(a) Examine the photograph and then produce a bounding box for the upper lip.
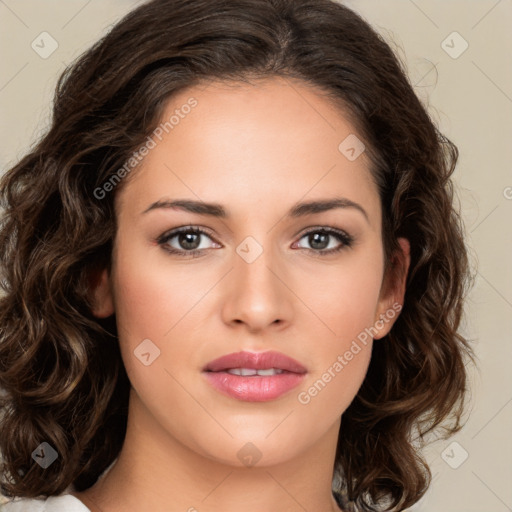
[203,350,307,374]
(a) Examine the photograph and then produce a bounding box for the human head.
[0,1,473,510]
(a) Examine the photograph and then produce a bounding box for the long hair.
[0,1,475,510]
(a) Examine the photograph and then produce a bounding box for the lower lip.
[203,371,306,402]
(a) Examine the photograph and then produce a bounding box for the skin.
[74,76,410,512]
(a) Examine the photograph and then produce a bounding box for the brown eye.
[157,226,221,257]
[294,228,353,255]
[176,232,202,250]
[307,232,330,250]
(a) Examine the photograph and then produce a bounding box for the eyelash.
[156,225,354,258]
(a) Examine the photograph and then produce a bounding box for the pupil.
[310,232,328,250]
[179,232,200,250]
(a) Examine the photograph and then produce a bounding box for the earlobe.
[89,268,115,318]
[373,237,411,339]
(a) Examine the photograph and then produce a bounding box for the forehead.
[116,76,380,226]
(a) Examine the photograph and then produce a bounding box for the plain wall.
[1,1,511,510]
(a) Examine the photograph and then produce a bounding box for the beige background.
[1,1,511,510]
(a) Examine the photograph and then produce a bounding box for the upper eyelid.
[295,225,351,238]
[157,225,218,242]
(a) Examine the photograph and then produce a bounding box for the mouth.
[202,350,307,402]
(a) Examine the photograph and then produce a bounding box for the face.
[93,76,409,468]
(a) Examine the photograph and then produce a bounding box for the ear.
[373,237,410,340]
[89,267,115,318]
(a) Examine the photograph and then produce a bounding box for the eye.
[293,227,353,255]
[157,225,353,258]
[157,226,221,257]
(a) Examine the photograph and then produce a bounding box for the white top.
[1,460,115,511]
[0,494,90,511]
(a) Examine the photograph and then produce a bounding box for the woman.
[0,0,474,510]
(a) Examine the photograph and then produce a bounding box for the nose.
[220,241,294,333]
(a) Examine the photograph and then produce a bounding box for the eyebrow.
[142,197,368,221]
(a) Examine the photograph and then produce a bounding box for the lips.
[202,350,307,402]
[203,350,307,374]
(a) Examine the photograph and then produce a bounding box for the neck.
[74,390,344,512]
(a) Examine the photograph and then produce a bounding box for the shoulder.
[1,494,90,512]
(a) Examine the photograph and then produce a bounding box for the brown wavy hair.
[0,0,475,510]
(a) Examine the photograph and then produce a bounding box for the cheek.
[293,276,377,428]
[109,238,188,379]
[290,248,383,414]
[110,245,218,449]
[111,237,215,343]
[294,246,384,344]
[297,340,372,420]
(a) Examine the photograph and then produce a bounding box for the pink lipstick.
[203,350,307,402]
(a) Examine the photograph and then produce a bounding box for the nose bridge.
[221,234,292,331]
